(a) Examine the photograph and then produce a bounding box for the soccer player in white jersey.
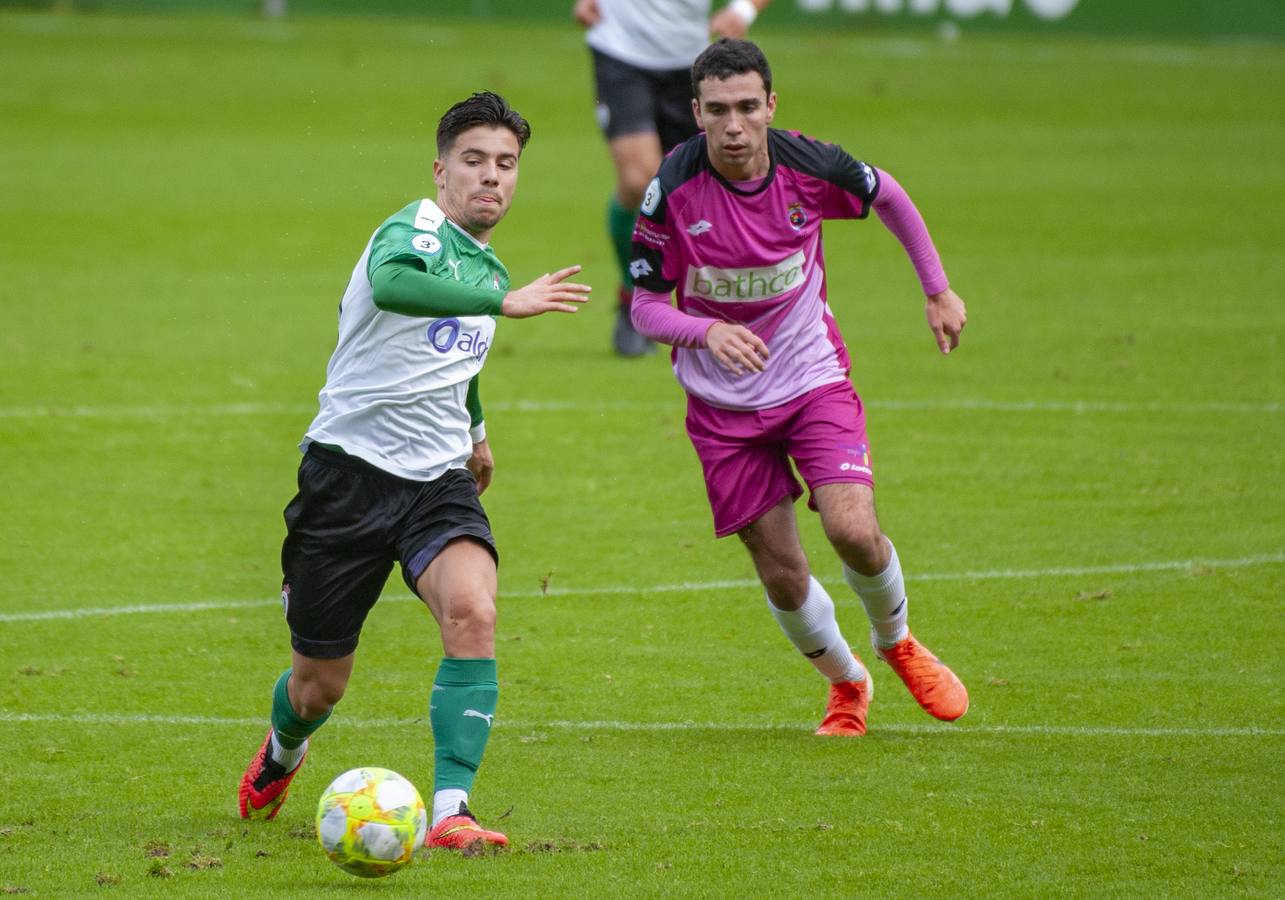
[573,0,771,356]
[237,92,591,850]
[630,40,970,735]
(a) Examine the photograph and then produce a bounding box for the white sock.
[767,577,866,684]
[432,789,468,827]
[268,731,307,772]
[843,538,910,649]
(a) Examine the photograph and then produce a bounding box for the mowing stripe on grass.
[1,553,1281,624]
[0,711,1279,738]
[0,398,1279,419]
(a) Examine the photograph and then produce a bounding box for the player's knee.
[294,676,346,718]
[444,589,497,638]
[828,523,886,572]
[758,560,811,609]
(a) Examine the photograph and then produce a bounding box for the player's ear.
[432,158,446,190]
[765,91,776,124]
[691,97,703,129]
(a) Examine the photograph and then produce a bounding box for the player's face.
[433,125,521,241]
[693,71,776,180]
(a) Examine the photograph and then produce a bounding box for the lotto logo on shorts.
[840,443,871,475]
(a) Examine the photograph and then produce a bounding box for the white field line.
[1,554,1281,625]
[0,711,1278,739]
[0,398,1280,420]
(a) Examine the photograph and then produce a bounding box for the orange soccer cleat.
[876,631,969,721]
[815,663,873,736]
[426,803,509,852]
[238,729,306,820]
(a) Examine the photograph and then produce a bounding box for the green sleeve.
[371,258,506,318]
[466,374,483,428]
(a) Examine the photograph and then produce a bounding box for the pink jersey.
[630,129,946,410]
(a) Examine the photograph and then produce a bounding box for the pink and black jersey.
[631,128,882,411]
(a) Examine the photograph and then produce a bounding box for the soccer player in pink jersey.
[630,39,969,735]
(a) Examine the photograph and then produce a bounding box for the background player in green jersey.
[237,92,590,851]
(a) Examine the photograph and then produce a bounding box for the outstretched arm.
[872,169,967,354]
[372,260,589,320]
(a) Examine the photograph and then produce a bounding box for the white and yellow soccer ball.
[315,767,428,878]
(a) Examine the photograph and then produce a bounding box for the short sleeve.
[629,176,679,293]
[817,144,881,220]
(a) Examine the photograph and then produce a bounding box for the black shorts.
[279,445,498,659]
[590,48,699,151]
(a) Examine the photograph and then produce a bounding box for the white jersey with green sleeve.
[302,198,510,482]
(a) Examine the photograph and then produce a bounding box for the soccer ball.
[315,767,428,878]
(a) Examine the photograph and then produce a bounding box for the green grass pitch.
[1,11,1282,896]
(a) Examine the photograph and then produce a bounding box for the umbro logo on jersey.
[629,258,653,279]
[687,220,713,236]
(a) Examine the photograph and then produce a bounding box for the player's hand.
[572,0,601,27]
[706,321,769,376]
[710,5,752,38]
[501,266,591,318]
[468,438,494,495]
[925,287,966,354]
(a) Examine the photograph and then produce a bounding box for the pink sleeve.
[630,287,716,348]
[873,169,950,297]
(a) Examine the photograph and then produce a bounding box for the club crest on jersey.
[411,233,442,255]
[787,202,807,231]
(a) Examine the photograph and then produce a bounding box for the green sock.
[430,657,498,793]
[607,195,639,289]
[270,669,330,750]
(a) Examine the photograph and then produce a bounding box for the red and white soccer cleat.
[238,729,305,820]
[876,631,969,721]
[426,803,509,852]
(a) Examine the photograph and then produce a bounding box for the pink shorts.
[685,380,875,538]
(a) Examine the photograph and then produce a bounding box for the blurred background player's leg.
[606,132,663,356]
[591,49,678,357]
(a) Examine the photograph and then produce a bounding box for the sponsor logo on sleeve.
[635,220,670,247]
[629,258,654,280]
[640,177,662,216]
[411,233,442,255]
[683,251,806,303]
